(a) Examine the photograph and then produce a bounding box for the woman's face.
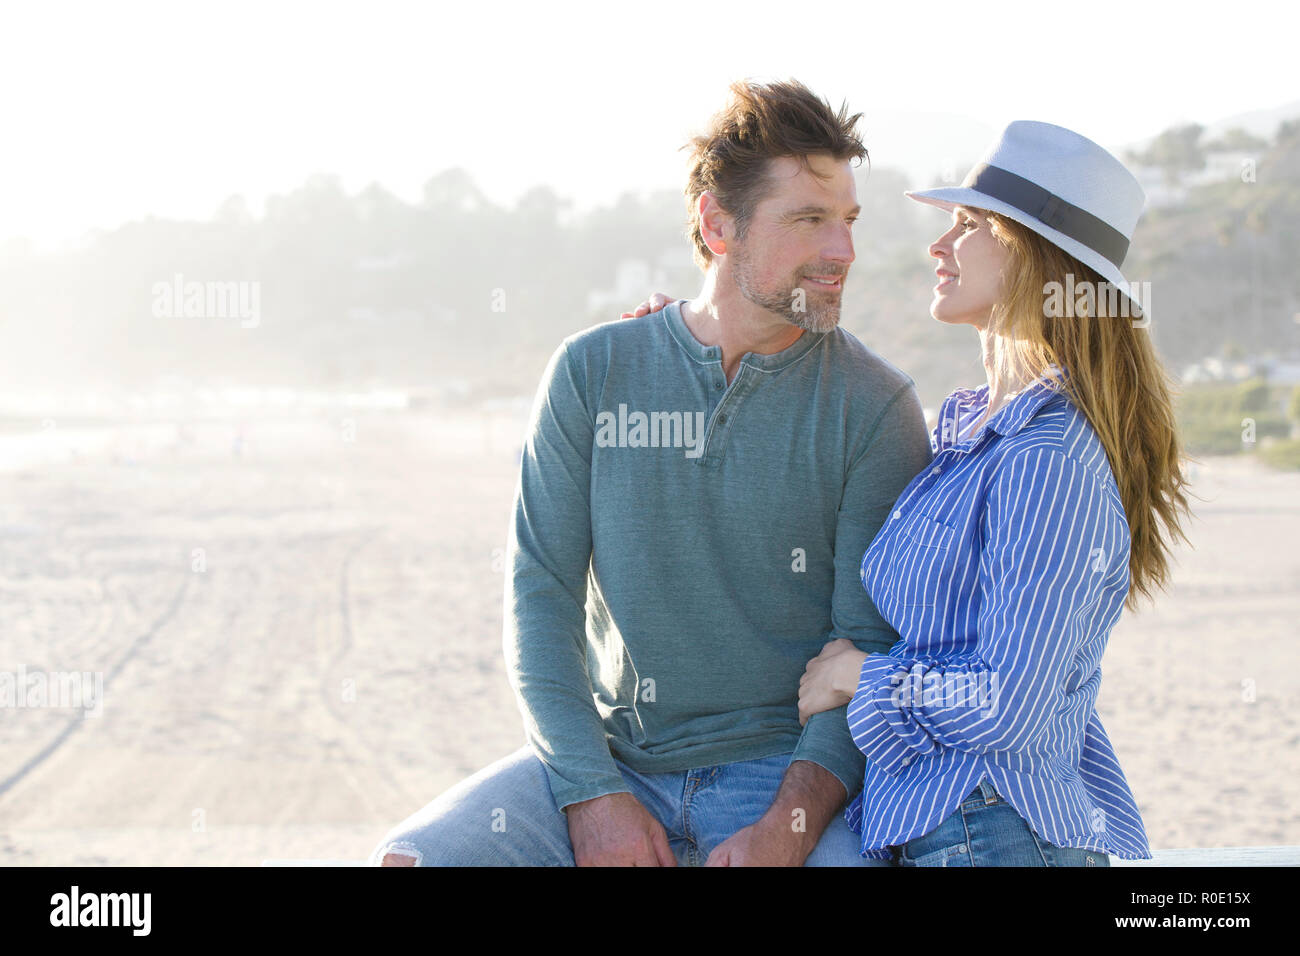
[927,206,1008,331]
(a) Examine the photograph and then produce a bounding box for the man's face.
[726,153,859,333]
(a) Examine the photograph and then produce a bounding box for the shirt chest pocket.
[893,514,957,608]
[901,514,956,550]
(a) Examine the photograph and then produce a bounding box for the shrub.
[1259,439,1300,471]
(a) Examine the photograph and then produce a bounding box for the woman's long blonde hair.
[982,210,1193,611]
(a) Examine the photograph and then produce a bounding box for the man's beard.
[731,240,844,334]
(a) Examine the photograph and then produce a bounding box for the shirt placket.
[872,446,958,613]
[695,362,754,468]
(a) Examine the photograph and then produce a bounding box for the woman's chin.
[930,291,994,328]
[930,302,967,326]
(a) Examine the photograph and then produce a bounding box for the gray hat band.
[961,162,1131,269]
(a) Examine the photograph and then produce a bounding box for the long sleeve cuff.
[544,765,633,813]
[845,655,939,775]
[791,707,868,800]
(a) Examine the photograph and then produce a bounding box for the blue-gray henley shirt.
[504,299,933,811]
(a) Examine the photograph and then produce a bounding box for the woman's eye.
[958,219,975,232]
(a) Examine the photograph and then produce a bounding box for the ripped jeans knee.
[370,840,422,867]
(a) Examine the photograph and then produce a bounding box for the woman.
[626,120,1192,865]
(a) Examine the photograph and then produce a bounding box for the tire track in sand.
[0,573,192,800]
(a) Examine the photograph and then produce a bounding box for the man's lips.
[803,274,843,289]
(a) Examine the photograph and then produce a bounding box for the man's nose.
[824,224,855,266]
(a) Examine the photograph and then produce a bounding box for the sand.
[0,413,1295,864]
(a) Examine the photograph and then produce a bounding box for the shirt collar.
[662,299,826,371]
[936,365,1069,451]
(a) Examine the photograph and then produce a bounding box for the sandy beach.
[0,412,1296,864]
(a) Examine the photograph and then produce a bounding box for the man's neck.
[682,268,804,383]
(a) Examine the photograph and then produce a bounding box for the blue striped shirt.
[843,368,1153,860]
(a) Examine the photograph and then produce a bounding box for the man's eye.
[846,217,859,225]
[801,216,822,223]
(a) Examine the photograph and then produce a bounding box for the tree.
[214,194,254,225]
[1204,127,1267,153]
[1130,123,1206,185]
[422,168,488,212]
[1276,119,1300,145]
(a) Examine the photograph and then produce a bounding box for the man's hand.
[705,760,847,867]
[566,791,677,866]
[798,638,869,727]
[620,292,675,319]
[704,816,808,867]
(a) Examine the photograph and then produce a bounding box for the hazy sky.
[3,0,1297,246]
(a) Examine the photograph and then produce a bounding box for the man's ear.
[697,191,730,257]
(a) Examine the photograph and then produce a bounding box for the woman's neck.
[971,326,1032,433]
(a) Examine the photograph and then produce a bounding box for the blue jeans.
[892,779,1111,867]
[368,746,890,866]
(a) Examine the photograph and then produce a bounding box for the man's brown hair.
[682,78,868,271]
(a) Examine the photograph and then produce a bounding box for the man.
[370,78,932,866]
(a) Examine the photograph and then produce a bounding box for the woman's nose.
[929,225,957,258]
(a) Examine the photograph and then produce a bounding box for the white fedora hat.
[905,120,1147,313]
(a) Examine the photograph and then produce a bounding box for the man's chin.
[789,309,841,333]
[738,282,840,332]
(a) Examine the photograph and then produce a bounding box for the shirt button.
[930,466,941,475]
[901,756,913,766]
[717,414,727,424]
[714,380,724,389]
[891,510,901,521]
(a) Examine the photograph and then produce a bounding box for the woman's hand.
[619,292,675,319]
[798,638,869,726]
